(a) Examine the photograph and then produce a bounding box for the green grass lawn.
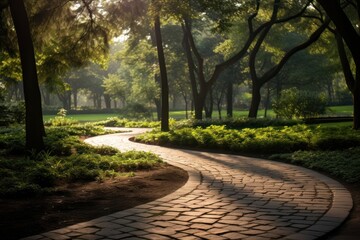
[168,109,276,119]
[327,105,353,115]
[43,105,353,122]
[43,113,120,122]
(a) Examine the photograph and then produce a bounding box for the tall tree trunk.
[335,29,360,129]
[41,88,51,106]
[154,14,169,131]
[97,95,102,109]
[93,94,97,109]
[205,89,213,119]
[58,93,68,110]
[73,89,78,109]
[249,82,262,118]
[150,27,161,121]
[104,94,111,109]
[217,98,222,120]
[193,91,206,120]
[318,0,360,129]
[226,81,233,118]
[354,80,360,129]
[9,0,45,152]
[264,83,271,118]
[182,23,202,120]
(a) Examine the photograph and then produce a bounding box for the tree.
[272,88,327,119]
[317,0,360,129]
[153,1,169,131]
[246,0,330,118]
[9,0,45,152]
[102,74,128,107]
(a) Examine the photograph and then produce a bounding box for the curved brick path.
[23,128,353,240]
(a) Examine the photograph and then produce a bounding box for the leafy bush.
[0,101,25,126]
[45,116,78,126]
[44,108,79,126]
[95,117,160,128]
[0,128,26,155]
[136,124,312,154]
[0,149,163,197]
[311,126,360,150]
[272,88,327,119]
[188,118,301,130]
[119,103,153,120]
[26,164,57,187]
[0,124,163,197]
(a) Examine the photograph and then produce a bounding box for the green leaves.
[0,124,163,197]
[272,88,328,119]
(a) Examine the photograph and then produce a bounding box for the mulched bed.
[0,164,188,240]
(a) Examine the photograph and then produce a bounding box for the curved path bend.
[23,128,352,240]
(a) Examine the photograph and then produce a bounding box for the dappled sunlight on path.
[23,128,352,240]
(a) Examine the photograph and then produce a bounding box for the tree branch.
[208,0,312,86]
[260,18,331,85]
[335,29,356,93]
[249,0,280,83]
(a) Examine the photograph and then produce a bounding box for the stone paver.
[22,128,353,240]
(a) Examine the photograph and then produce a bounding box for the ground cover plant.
[270,148,360,183]
[0,121,163,197]
[135,119,360,183]
[94,117,160,128]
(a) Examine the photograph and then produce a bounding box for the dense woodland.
[0,0,359,150]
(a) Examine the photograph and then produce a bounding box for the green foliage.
[183,118,301,130]
[95,117,160,128]
[0,124,163,197]
[44,108,79,126]
[119,103,154,120]
[137,122,360,183]
[272,88,328,119]
[311,126,360,150]
[270,147,360,183]
[136,124,311,154]
[0,127,26,155]
[44,116,79,126]
[0,101,25,126]
[138,122,360,155]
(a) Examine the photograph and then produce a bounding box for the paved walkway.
[23,128,353,240]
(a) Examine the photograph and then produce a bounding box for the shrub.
[311,126,360,150]
[314,136,360,150]
[92,146,120,155]
[95,117,160,128]
[272,88,327,119]
[26,165,57,187]
[0,128,26,155]
[0,123,164,197]
[119,103,153,120]
[170,118,300,130]
[45,116,78,126]
[0,101,25,126]
[136,124,312,154]
[44,108,79,126]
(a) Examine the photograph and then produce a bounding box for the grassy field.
[43,113,120,122]
[43,105,353,122]
[327,105,353,115]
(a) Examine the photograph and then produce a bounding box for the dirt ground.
[0,164,188,240]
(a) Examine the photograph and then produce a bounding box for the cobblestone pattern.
[22,128,352,240]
